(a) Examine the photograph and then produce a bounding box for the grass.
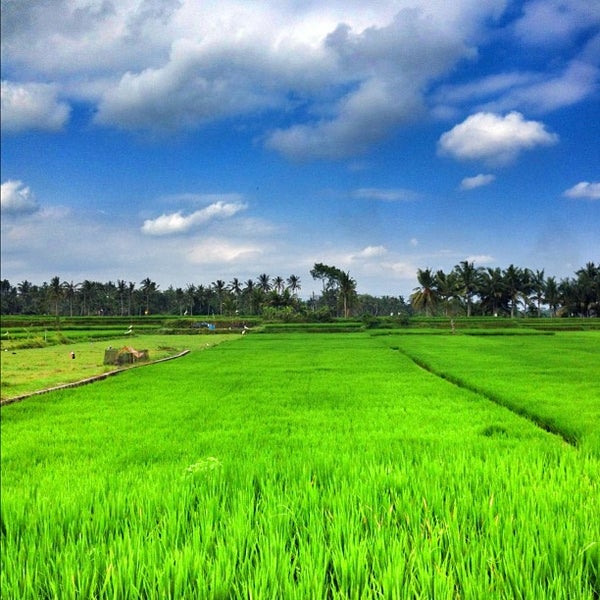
[388,331,600,454]
[1,332,599,598]
[0,333,238,401]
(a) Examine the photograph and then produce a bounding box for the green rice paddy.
[1,331,599,598]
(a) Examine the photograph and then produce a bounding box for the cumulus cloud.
[1,81,70,133]
[351,187,418,202]
[460,173,496,190]
[438,111,559,165]
[141,200,247,235]
[564,181,600,200]
[1,180,40,215]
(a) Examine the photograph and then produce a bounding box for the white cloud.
[1,81,70,133]
[352,245,388,259]
[460,173,496,190]
[141,200,247,235]
[438,111,559,165]
[187,238,264,264]
[464,254,494,264]
[352,187,418,202]
[1,180,40,215]
[564,181,600,200]
[512,0,600,48]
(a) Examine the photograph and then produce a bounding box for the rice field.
[1,332,599,598]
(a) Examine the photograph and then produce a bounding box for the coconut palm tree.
[211,280,227,315]
[435,269,458,316]
[140,277,158,315]
[338,271,357,318]
[410,268,439,316]
[286,274,301,296]
[453,260,483,317]
[63,280,80,317]
[273,276,285,294]
[48,276,63,316]
[502,265,524,318]
[479,267,506,316]
[257,273,271,293]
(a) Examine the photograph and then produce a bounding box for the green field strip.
[393,345,579,447]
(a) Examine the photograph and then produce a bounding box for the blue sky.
[1,0,599,299]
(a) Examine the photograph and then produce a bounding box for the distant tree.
[257,273,271,293]
[435,269,458,316]
[185,283,196,316]
[338,271,357,318]
[140,277,159,315]
[502,265,524,318]
[48,276,63,316]
[544,276,560,317]
[286,274,301,296]
[479,267,506,316]
[211,280,227,315]
[452,261,483,317]
[529,269,546,316]
[410,268,439,316]
[62,280,80,317]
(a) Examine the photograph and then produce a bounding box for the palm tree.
[113,280,125,316]
[272,276,285,294]
[211,280,227,315]
[257,273,271,293]
[185,283,196,316]
[502,265,524,318]
[338,271,357,318]
[48,276,63,316]
[62,280,80,317]
[127,281,136,316]
[453,261,483,317]
[544,276,560,317]
[286,274,301,296]
[529,269,546,316]
[410,268,439,316]
[435,269,457,316]
[479,267,506,316]
[140,277,158,315]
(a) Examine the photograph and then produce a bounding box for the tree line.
[1,261,597,319]
[410,261,599,318]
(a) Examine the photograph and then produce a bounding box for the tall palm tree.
[502,264,524,318]
[211,280,227,315]
[435,269,457,316]
[140,277,158,315]
[127,281,136,316]
[257,273,271,293]
[479,267,506,316]
[286,274,301,296]
[453,261,482,317]
[410,268,439,316]
[544,276,560,317]
[116,280,127,316]
[273,276,285,294]
[337,271,357,318]
[48,276,63,316]
[529,269,546,316]
[185,283,196,316]
[62,280,80,317]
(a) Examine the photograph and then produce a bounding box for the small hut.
[104,346,149,366]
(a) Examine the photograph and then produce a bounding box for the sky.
[1,0,599,299]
